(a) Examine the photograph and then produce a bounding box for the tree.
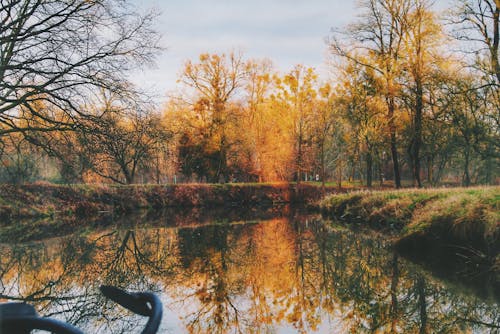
[442,75,496,186]
[0,133,41,184]
[273,65,318,184]
[244,59,274,182]
[80,109,169,184]
[337,61,385,188]
[453,0,500,85]
[312,83,338,189]
[329,0,412,188]
[178,52,248,183]
[34,127,90,184]
[401,0,446,187]
[0,0,160,137]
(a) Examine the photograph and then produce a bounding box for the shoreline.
[319,186,500,286]
[1,183,498,284]
[0,183,340,221]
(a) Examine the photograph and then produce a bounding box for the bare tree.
[452,0,500,84]
[80,105,170,184]
[0,0,161,136]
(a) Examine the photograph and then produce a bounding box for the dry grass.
[320,186,500,272]
[0,182,342,221]
[322,186,498,228]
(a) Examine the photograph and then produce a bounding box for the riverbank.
[320,186,500,282]
[0,182,341,221]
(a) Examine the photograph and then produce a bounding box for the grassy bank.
[0,182,341,221]
[320,186,500,279]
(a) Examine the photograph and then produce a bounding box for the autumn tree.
[244,59,274,182]
[311,83,338,188]
[273,65,318,184]
[401,0,447,187]
[178,52,248,183]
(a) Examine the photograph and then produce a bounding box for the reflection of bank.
[0,215,498,333]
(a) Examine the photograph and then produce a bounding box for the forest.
[0,0,499,188]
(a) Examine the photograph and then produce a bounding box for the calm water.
[0,209,498,333]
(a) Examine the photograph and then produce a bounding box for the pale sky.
[130,0,450,103]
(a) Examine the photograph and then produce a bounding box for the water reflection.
[0,214,498,333]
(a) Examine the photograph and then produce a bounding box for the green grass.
[321,186,498,227]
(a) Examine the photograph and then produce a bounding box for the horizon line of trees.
[0,0,498,187]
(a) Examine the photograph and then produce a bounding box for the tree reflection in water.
[0,214,498,333]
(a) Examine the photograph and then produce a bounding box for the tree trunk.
[350,162,356,183]
[296,131,303,187]
[426,156,433,185]
[217,135,228,183]
[463,147,471,187]
[321,141,326,190]
[492,4,500,84]
[412,81,423,187]
[434,153,448,185]
[366,150,373,188]
[337,158,342,189]
[388,97,401,188]
[483,142,494,184]
[156,153,161,184]
[378,159,384,186]
[123,169,133,184]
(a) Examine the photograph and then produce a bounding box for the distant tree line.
[0,0,498,187]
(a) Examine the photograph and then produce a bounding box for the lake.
[0,208,498,333]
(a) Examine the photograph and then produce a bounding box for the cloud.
[130,0,358,99]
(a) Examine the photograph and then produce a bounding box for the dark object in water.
[100,285,163,334]
[0,285,163,334]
